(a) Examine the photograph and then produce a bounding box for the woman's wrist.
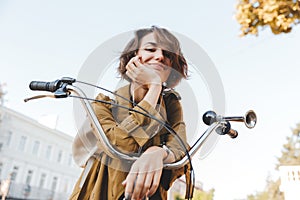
[143,84,161,106]
[162,145,176,163]
[162,145,171,162]
[145,145,175,164]
[145,146,167,160]
[147,83,162,91]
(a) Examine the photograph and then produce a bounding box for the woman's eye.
[163,51,173,59]
[144,48,156,52]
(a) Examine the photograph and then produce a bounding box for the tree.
[235,0,300,36]
[277,123,300,167]
[247,178,284,200]
[173,189,214,200]
[193,189,214,200]
[247,123,300,199]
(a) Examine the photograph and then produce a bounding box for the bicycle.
[24,77,257,199]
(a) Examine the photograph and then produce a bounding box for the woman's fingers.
[147,169,162,197]
[124,171,148,200]
[132,56,143,68]
[125,56,161,86]
[123,170,137,199]
[132,172,147,199]
[128,169,162,199]
[126,56,141,71]
[140,170,154,199]
[124,148,165,199]
[125,57,140,82]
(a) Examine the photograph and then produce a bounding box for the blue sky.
[1,1,300,199]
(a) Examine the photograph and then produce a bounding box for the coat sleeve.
[164,95,189,161]
[160,95,193,199]
[92,93,165,153]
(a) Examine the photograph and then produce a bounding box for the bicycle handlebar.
[25,77,256,200]
[25,77,257,166]
[28,77,76,99]
[29,80,63,92]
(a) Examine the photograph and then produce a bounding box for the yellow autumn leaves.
[235,0,300,36]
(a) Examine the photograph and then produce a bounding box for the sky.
[1,1,300,200]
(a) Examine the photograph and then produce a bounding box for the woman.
[70,26,191,200]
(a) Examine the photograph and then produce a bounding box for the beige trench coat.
[70,84,191,200]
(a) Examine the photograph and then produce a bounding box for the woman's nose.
[154,49,164,61]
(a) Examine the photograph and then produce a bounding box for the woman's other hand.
[122,146,168,200]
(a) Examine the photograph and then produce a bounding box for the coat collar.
[112,84,178,123]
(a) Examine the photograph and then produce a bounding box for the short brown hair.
[118,26,188,88]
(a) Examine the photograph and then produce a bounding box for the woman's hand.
[125,56,162,89]
[122,146,167,200]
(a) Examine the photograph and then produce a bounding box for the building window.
[11,166,19,181]
[0,162,3,178]
[32,141,40,156]
[46,145,52,160]
[39,173,46,188]
[18,136,27,151]
[68,154,72,166]
[6,131,12,146]
[25,170,33,185]
[51,176,58,191]
[57,150,62,163]
[63,180,68,193]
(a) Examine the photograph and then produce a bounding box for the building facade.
[0,106,81,199]
[279,165,300,200]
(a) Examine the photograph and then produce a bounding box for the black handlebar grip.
[29,80,62,92]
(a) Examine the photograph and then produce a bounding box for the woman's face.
[136,33,172,83]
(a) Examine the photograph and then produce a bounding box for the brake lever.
[24,82,71,102]
[24,94,56,102]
